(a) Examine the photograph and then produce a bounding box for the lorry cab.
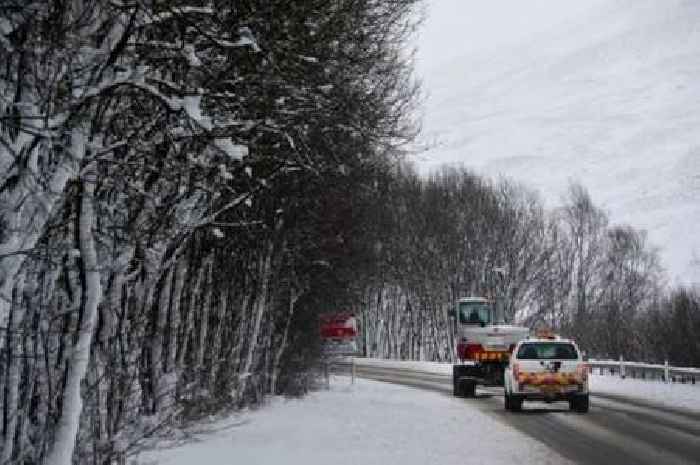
[453,297,529,362]
[451,297,530,396]
[457,297,493,327]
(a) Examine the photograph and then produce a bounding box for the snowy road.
[354,363,700,465]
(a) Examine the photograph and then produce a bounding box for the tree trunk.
[166,258,187,374]
[45,164,102,465]
[271,285,298,395]
[1,270,25,464]
[238,242,273,403]
[209,286,228,394]
[151,265,173,412]
[197,258,213,387]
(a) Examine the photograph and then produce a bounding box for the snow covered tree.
[1,0,424,463]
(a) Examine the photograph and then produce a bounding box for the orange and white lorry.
[451,297,530,397]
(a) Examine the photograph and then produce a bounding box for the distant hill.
[416,0,700,285]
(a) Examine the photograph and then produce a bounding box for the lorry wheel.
[573,395,589,413]
[463,380,476,398]
[453,366,466,397]
[453,378,464,397]
[510,396,523,412]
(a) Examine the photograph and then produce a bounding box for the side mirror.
[581,351,589,362]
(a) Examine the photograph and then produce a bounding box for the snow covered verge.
[135,378,569,465]
[352,356,454,375]
[590,374,700,414]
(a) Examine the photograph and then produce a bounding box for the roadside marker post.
[619,355,626,379]
[351,358,356,385]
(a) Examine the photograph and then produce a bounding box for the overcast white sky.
[414,0,609,79]
[408,0,700,283]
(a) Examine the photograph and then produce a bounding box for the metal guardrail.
[588,358,699,384]
[321,357,357,388]
[327,357,699,386]
[326,358,454,393]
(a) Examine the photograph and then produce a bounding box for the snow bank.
[351,357,456,375]
[591,374,700,414]
[137,378,569,465]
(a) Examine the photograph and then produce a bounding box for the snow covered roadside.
[352,356,454,375]
[590,374,700,414]
[136,378,569,465]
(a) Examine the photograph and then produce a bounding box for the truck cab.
[452,297,529,397]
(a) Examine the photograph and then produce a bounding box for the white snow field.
[414,0,700,285]
[137,378,569,465]
[590,373,700,414]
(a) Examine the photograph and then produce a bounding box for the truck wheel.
[453,377,464,397]
[510,395,523,412]
[453,366,464,397]
[463,380,476,398]
[572,395,589,413]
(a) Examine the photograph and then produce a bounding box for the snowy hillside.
[415,0,700,284]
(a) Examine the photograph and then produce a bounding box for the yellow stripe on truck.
[517,372,581,386]
[476,351,509,361]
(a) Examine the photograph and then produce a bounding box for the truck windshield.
[458,302,491,325]
[516,343,579,360]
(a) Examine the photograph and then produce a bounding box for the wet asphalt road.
[352,364,700,465]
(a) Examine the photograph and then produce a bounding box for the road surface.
[351,363,700,465]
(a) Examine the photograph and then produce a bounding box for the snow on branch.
[215,27,261,53]
[139,6,216,26]
[213,138,248,160]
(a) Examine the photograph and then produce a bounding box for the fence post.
[351,357,356,385]
[619,355,626,379]
[664,360,670,383]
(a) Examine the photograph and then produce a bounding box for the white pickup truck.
[504,334,589,413]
